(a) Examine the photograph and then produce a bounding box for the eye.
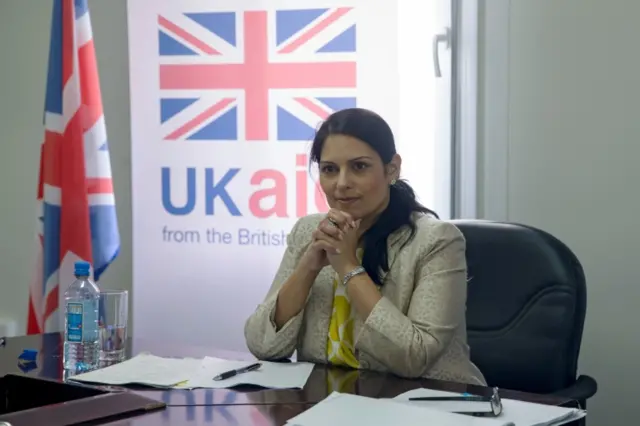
[320,165,337,174]
[353,161,369,170]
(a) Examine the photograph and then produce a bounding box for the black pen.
[409,395,490,402]
[213,362,262,381]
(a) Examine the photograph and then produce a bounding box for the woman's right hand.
[298,209,355,272]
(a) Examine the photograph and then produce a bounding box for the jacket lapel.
[353,225,411,362]
[378,225,411,284]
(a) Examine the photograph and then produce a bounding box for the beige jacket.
[244,213,486,385]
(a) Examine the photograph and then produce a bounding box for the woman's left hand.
[316,213,362,275]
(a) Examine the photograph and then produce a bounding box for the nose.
[336,169,351,189]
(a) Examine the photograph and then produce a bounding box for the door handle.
[433,27,451,77]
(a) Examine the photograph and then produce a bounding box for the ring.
[327,217,339,228]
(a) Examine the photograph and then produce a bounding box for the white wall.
[480,0,639,425]
[0,0,132,333]
[0,0,636,424]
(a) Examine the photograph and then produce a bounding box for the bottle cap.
[74,261,91,276]
[18,349,38,361]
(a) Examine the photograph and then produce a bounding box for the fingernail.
[336,248,341,254]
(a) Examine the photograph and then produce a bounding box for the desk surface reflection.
[0,333,573,425]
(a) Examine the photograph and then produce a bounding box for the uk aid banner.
[127,0,430,351]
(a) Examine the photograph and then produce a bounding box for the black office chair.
[450,220,597,409]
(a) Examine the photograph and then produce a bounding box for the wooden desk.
[0,333,574,425]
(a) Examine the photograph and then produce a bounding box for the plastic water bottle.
[63,260,100,373]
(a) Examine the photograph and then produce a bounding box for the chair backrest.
[450,220,587,394]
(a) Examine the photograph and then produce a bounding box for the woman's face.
[318,134,399,221]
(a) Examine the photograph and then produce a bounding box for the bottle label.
[66,301,98,342]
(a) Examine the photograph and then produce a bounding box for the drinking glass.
[98,289,128,361]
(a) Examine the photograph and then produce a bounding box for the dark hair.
[310,108,438,286]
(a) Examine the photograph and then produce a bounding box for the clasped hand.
[300,209,362,275]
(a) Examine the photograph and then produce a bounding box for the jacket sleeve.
[354,222,468,378]
[243,218,310,360]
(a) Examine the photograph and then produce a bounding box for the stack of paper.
[286,390,586,426]
[286,392,515,426]
[393,389,586,426]
[183,356,314,389]
[68,353,314,389]
[69,353,201,388]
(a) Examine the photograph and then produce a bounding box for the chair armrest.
[550,375,598,402]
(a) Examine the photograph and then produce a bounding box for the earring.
[390,179,397,186]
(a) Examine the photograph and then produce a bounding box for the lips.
[336,198,359,204]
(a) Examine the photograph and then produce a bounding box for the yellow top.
[326,249,363,369]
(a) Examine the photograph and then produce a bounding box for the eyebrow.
[320,156,373,164]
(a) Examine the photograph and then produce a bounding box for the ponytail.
[361,179,438,286]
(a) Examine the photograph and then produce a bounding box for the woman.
[244,108,486,385]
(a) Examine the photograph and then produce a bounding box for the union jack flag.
[27,0,120,334]
[158,7,357,142]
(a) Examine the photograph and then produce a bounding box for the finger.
[327,209,355,228]
[319,221,344,240]
[325,215,345,230]
[312,239,340,254]
[313,228,341,244]
[311,229,324,241]
[322,215,347,236]
[338,211,357,228]
[313,231,342,253]
[314,229,339,244]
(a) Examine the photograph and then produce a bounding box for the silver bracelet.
[342,266,366,286]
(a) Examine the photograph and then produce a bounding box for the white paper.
[179,357,315,389]
[393,389,586,426]
[68,353,315,390]
[69,353,201,388]
[286,392,512,426]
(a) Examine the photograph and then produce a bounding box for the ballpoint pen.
[408,388,503,417]
[213,362,262,381]
[408,395,490,402]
